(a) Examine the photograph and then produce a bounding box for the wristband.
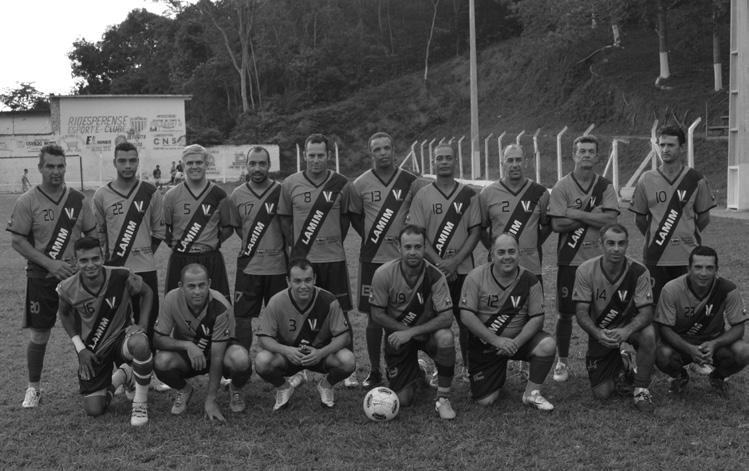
[72,335,86,354]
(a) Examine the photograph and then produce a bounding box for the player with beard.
[163,145,232,299]
[154,264,251,421]
[548,135,619,383]
[370,225,457,419]
[7,144,96,408]
[57,237,154,426]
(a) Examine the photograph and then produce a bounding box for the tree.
[711,0,729,91]
[424,0,441,82]
[0,83,49,111]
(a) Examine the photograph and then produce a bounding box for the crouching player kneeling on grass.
[655,246,749,397]
[573,223,656,411]
[370,225,457,420]
[153,264,251,422]
[57,237,154,426]
[459,233,556,410]
[254,258,355,411]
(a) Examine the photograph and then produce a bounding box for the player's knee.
[253,349,278,374]
[637,326,657,351]
[655,344,676,368]
[224,345,251,371]
[29,328,51,344]
[476,390,499,406]
[732,340,749,365]
[534,335,557,357]
[154,351,178,372]
[396,385,415,407]
[434,329,454,348]
[83,396,107,417]
[126,332,151,359]
[592,381,614,400]
[334,348,356,373]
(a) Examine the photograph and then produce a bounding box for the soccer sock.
[555,314,573,359]
[153,366,187,390]
[528,354,555,385]
[436,386,451,400]
[713,347,742,379]
[366,323,383,373]
[458,326,470,370]
[633,348,653,389]
[27,342,47,385]
[132,355,153,403]
[257,370,286,388]
[231,366,252,389]
[112,367,127,389]
[327,365,349,386]
[435,346,456,389]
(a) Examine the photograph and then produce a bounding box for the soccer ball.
[363,387,400,422]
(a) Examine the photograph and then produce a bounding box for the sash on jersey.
[593,264,643,329]
[44,189,85,261]
[84,269,130,352]
[107,182,156,266]
[645,168,702,264]
[433,185,475,258]
[192,298,227,355]
[292,290,332,348]
[557,177,608,265]
[482,271,532,338]
[502,183,547,240]
[291,173,347,259]
[174,185,225,254]
[360,171,416,262]
[238,184,281,269]
[683,280,730,339]
[395,270,434,328]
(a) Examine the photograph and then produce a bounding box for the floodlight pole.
[457,135,466,179]
[515,130,525,145]
[334,142,340,173]
[420,140,428,175]
[583,123,595,135]
[484,133,494,179]
[687,117,702,169]
[650,120,660,170]
[556,126,568,181]
[533,128,541,183]
[428,138,437,175]
[296,144,301,172]
[497,131,506,179]
[469,0,481,179]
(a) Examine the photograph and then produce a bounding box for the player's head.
[304,134,330,177]
[368,132,394,171]
[502,144,525,182]
[433,143,456,177]
[74,236,104,281]
[287,258,316,302]
[657,125,685,164]
[113,141,139,181]
[572,135,599,170]
[179,263,211,310]
[397,224,426,269]
[600,223,629,264]
[181,144,208,183]
[23,168,28,174]
[688,246,719,289]
[246,146,270,184]
[491,233,519,275]
[38,144,66,186]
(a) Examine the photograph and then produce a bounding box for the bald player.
[460,233,556,410]
[6,144,96,408]
[573,223,656,411]
[154,264,251,422]
[163,144,232,299]
[254,258,355,410]
[408,142,481,378]
[548,135,619,382]
[630,125,716,303]
[350,131,419,388]
[228,146,287,350]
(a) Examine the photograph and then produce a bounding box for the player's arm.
[130,276,153,333]
[340,212,350,243]
[448,225,481,268]
[256,335,305,366]
[460,309,505,350]
[349,211,364,238]
[480,225,493,251]
[655,323,707,364]
[575,301,618,348]
[607,305,653,343]
[371,305,409,332]
[698,323,745,358]
[695,211,710,232]
[302,331,351,367]
[511,314,544,348]
[279,215,293,253]
[565,207,617,229]
[204,340,228,422]
[58,296,98,380]
[634,213,650,236]
[10,233,76,280]
[404,309,453,338]
[550,216,582,233]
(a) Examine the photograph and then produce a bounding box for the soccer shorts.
[133,270,159,337]
[79,331,128,395]
[165,250,230,299]
[467,331,549,400]
[24,277,60,329]
[585,335,643,388]
[312,261,352,311]
[234,272,287,319]
[556,265,579,315]
[646,264,687,304]
[384,333,437,393]
[357,261,383,313]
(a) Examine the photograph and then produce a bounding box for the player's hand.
[595,329,619,349]
[437,258,459,281]
[125,325,145,337]
[300,347,325,366]
[47,259,77,280]
[492,337,518,357]
[698,341,715,360]
[77,349,99,381]
[204,398,226,423]
[284,346,305,366]
[388,330,412,349]
[606,327,630,344]
[186,343,207,371]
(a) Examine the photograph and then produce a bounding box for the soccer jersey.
[369,259,453,323]
[155,288,234,346]
[6,185,96,278]
[572,256,653,332]
[163,182,230,252]
[255,287,349,347]
[350,168,418,263]
[548,173,619,266]
[229,181,285,275]
[56,267,139,355]
[93,181,165,273]
[479,179,550,275]
[460,264,544,339]
[407,181,481,275]
[655,274,747,343]
[278,171,349,263]
[630,167,716,267]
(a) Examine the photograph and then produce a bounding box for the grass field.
[1,187,747,470]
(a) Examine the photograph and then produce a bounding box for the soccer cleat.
[708,373,729,398]
[552,361,569,382]
[130,401,149,426]
[522,390,555,411]
[119,364,136,400]
[633,388,655,412]
[456,365,471,384]
[150,375,171,392]
[343,372,360,388]
[690,363,715,375]
[22,386,41,408]
[316,379,335,408]
[435,397,456,420]
[668,370,690,394]
[229,384,246,413]
[418,359,438,388]
[220,376,232,390]
[361,370,382,388]
[518,362,530,382]
[170,385,193,415]
[288,370,308,388]
[273,384,295,411]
